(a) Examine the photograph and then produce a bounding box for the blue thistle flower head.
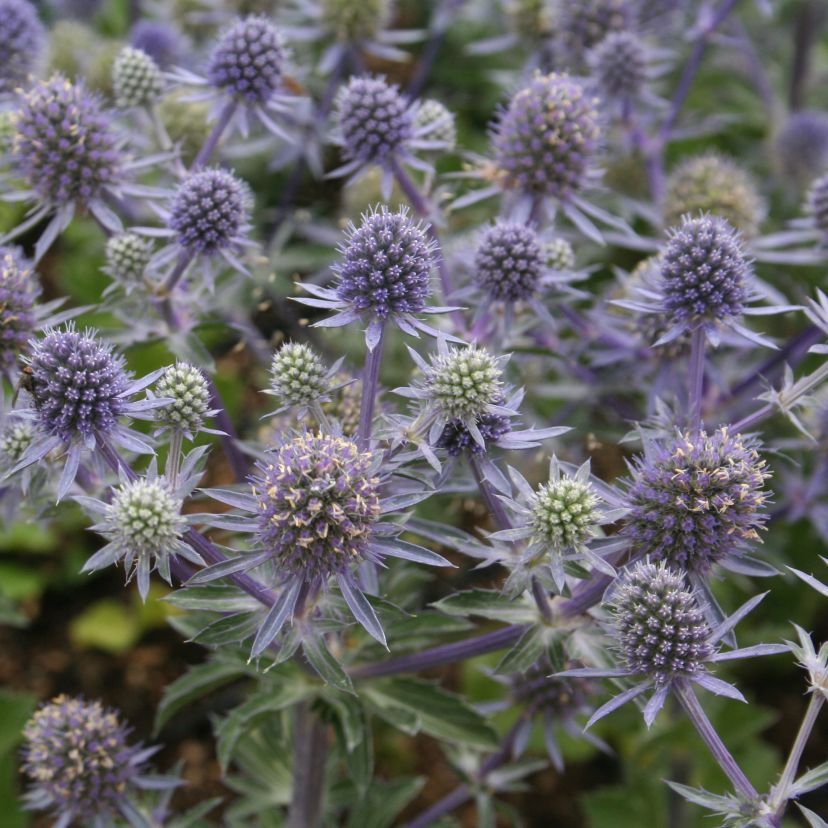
[0,0,45,93]
[611,560,713,686]
[333,206,434,320]
[252,433,381,581]
[20,695,155,824]
[336,76,414,166]
[491,72,600,201]
[26,324,130,443]
[269,342,331,408]
[0,247,41,370]
[128,19,181,67]
[14,75,121,208]
[588,30,648,102]
[112,46,164,109]
[207,16,286,104]
[154,362,211,435]
[424,345,505,423]
[660,214,750,331]
[168,168,248,255]
[474,221,544,302]
[435,411,512,456]
[559,0,634,65]
[776,110,828,182]
[622,428,770,575]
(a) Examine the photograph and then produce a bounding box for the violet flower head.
[436,411,512,457]
[559,0,635,66]
[491,72,600,203]
[129,19,181,67]
[775,110,828,183]
[0,0,45,94]
[169,168,248,256]
[622,428,771,577]
[0,247,41,370]
[207,16,286,105]
[20,695,168,825]
[587,30,648,103]
[474,221,544,302]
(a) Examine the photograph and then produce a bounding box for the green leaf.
[326,694,373,794]
[364,677,498,750]
[432,590,534,623]
[165,584,261,613]
[302,635,355,695]
[69,599,143,654]
[0,690,37,756]
[166,798,223,828]
[345,777,425,828]
[494,626,545,675]
[155,657,253,733]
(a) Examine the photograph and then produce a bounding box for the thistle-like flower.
[104,232,154,287]
[0,247,41,372]
[129,19,181,67]
[296,206,451,349]
[21,695,176,826]
[559,0,634,66]
[153,362,216,437]
[663,154,765,238]
[197,432,451,656]
[775,110,828,183]
[0,416,34,465]
[265,342,342,419]
[0,0,45,94]
[621,428,771,578]
[474,222,544,302]
[545,238,576,272]
[414,99,457,154]
[559,560,788,726]
[587,30,649,105]
[112,46,164,109]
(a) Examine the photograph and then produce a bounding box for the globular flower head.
[112,46,163,108]
[611,560,713,686]
[559,0,634,65]
[336,76,413,165]
[474,221,544,302]
[252,433,380,580]
[270,342,329,408]
[491,72,600,201]
[660,214,750,330]
[414,99,457,152]
[207,16,286,104]
[0,418,34,464]
[158,90,212,165]
[104,232,153,284]
[321,0,391,42]
[435,411,512,456]
[129,19,181,67]
[0,247,41,369]
[14,75,121,207]
[168,168,248,255]
[529,474,599,553]
[588,30,647,102]
[512,662,595,719]
[664,154,765,238]
[333,206,434,319]
[622,428,770,574]
[155,362,211,434]
[20,695,149,823]
[775,110,828,182]
[545,237,576,271]
[0,0,45,93]
[27,325,130,443]
[806,173,828,239]
[424,345,504,421]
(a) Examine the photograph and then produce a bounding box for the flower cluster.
[0,247,40,369]
[474,222,544,302]
[0,0,45,93]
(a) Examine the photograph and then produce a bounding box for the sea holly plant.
[1,2,828,828]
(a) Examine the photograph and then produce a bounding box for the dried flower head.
[474,221,544,302]
[207,15,286,104]
[559,0,634,65]
[622,428,770,575]
[104,232,153,284]
[0,247,41,369]
[155,362,211,434]
[0,0,45,94]
[491,72,600,201]
[112,46,163,108]
[664,154,765,238]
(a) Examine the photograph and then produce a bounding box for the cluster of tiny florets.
[806,173,828,239]
[474,222,544,302]
[336,76,413,165]
[559,0,634,64]
[27,326,129,442]
[545,238,576,271]
[105,232,153,283]
[112,46,163,108]
[530,477,599,551]
[252,433,380,580]
[334,207,434,319]
[588,30,647,101]
[321,0,390,41]
[424,346,504,421]
[155,362,211,433]
[435,412,512,456]
[512,662,594,716]
[775,110,828,181]
[129,19,180,67]
[491,72,600,200]
[14,75,121,206]
[21,695,146,823]
[0,419,35,464]
[612,561,713,686]
[660,214,750,328]
[169,168,247,255]
[414,99,457,152]
[207,16,285,103]
[270,342,329,406]
[109,478,185,554]
[664,154,765,238]
[0,247,40,368]
[622,428,770,573]
[0,0,45,93]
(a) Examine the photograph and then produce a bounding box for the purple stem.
[191,100,237,170]
[204,375,251,482]
[688,327,706,431]
[731,402,774,434]
[162,249,195,293]
[357,323,386,450]
[467,454,512,532]
[673,677,758,801]
[286,701,329,828]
